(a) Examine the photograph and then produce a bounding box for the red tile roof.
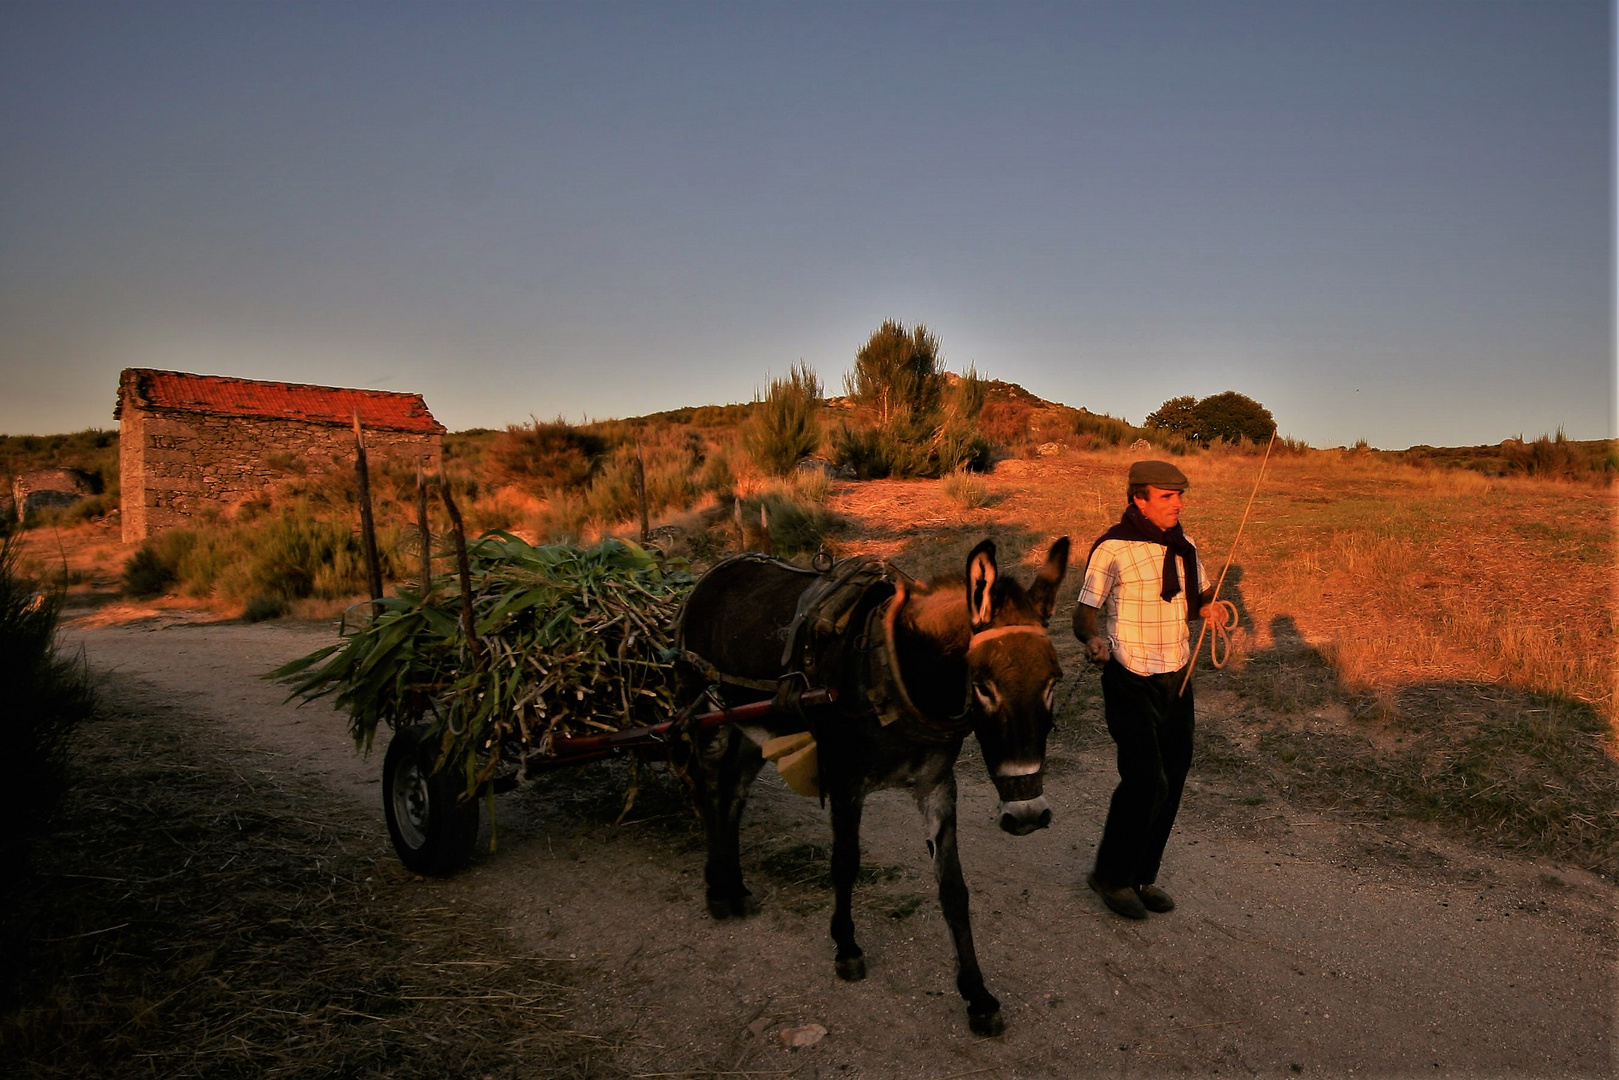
[116,369,445,434]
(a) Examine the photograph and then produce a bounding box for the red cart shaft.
[522,687,836,773]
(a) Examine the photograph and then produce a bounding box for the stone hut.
[12,468,96,523]
[115,368,445,544]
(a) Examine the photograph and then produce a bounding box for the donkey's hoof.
[835,955,867,982]
[968,1007,1005,1037]
[707,891,759,920]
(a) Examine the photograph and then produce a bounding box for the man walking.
[1072,460,1228,919]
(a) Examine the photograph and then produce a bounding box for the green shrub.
[741,490,836,559]
[1504,428,1614,481]
[831,422,920,480]
[122,535,187,598]
[743,363,823,477]
[834,323,991,479]
[846,320,944,427]
[941,470,991,509]
[0,535,96,878]
[1073,409,1141,447]
[123,511,403,606]
[491,419,608,493]
[699,448,736,499]
[242,595,288,622]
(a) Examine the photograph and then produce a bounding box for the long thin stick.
[416,464,432,604]
[440,480,484,670]
[352,413,384,610]
[1179,428,1277,697]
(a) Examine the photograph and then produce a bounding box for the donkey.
[674,537,1070,1036]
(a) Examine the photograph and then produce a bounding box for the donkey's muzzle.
[997,795,1052,836]
[990,786,1055,835]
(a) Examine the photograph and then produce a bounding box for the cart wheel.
[383,724,479,876]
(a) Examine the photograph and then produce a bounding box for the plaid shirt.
[1078,537,1208,676]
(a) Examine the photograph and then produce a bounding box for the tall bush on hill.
[744,362,823,476]
[491,419,608,493]
[0,535,96,878]
[1502,429,1617,482]
[847,320,944,430]
[934,366,993,473]
[834,321,989,478]
[1073,408,1146,448]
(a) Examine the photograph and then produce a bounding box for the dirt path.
[60,616,1616,1078]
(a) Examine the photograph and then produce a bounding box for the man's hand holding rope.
[1197,595,1239,670]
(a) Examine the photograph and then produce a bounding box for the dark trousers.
[1093,659,1195,888]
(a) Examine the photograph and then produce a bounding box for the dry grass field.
[819,446,1618,876]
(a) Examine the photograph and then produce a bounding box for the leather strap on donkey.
[779,555,902,686]
[860,580,978,744]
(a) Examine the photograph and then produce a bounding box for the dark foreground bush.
[0,536,96,879]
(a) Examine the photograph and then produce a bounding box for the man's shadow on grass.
[1198,601,1617,879]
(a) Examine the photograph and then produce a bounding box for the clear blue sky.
[2,1,1611,449]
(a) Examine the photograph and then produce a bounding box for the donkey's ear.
[967,539,998,631]
[1027,536,1071,622]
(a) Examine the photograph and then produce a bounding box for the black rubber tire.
[382,724,480,876]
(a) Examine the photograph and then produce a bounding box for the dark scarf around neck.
[1089,503,1201,606]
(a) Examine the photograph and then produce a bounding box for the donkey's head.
[964,537,1070,836]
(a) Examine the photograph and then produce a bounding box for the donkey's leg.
[691,726,766,919]
[828,786,867,981]
[919,774,1003,1036]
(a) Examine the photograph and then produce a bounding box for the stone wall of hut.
[120,407,441,543]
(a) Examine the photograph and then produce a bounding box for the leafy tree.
[743,362,823,477]
[1143,396,1201,440]
[1194,391,1274,444]
[1144,391,1274,445]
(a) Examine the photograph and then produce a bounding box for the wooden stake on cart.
[440,479,484,670]
[352,413,384,612]
[634,443,649,543]
[416,464,432,603]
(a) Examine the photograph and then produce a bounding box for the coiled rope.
[1179,429,1277,698]
[1200,597,1241,671]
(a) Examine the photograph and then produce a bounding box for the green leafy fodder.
[274,534,695,798]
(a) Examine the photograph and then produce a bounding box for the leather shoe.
[1135,883,1176,913]
[1087,872,1147,920]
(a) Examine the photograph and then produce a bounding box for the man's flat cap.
[1128,460,1189,491]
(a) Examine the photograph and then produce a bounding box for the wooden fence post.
[416,464,432,603]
